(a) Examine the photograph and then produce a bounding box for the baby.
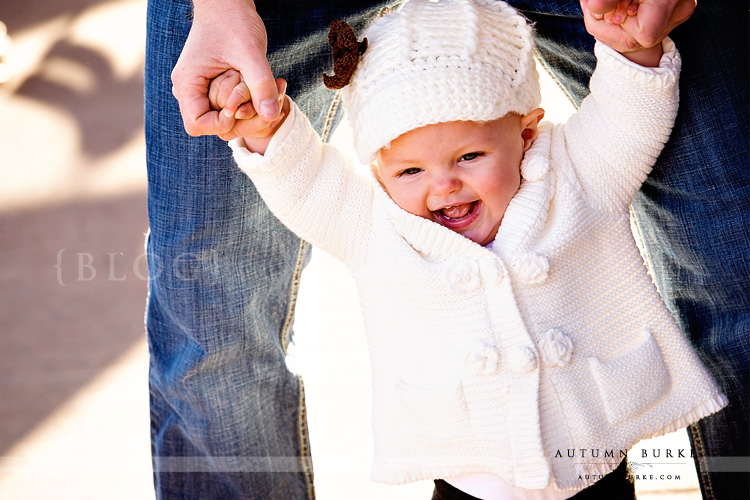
[208,0,726,498]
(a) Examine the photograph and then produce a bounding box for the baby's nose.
[430,173,461,196]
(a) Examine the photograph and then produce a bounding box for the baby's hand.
[582,0,661,66]
[208,69,253,119]
[207,69,289,152]
[587,0,639,25]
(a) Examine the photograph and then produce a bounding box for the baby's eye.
[398,167,423,177]
[460,152,483,162]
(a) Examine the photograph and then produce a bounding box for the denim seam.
[278,237,315,498]
[298,377,315,499]
[320,92,342,143]
[382,1,404,17]
[280,239,309,354]
[689,422,715,500]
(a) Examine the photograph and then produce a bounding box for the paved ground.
[0,0,701,498]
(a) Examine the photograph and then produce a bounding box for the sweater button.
[507,346,539,375]
[538,329,574,367]
[446,257,480,292]
[465,342,500,375]
[514,253,549,284]
[479,257,505,285]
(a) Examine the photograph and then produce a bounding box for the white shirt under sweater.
[229,40,727,496]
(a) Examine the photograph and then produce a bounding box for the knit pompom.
[507,346,539,375]
[514,252,549,284]
[466,342,500,375]
[538,329,574,367]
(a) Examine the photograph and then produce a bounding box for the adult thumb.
[238,58,281,120]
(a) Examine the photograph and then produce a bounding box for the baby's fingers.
[215,111,284,142]
[222,80,252,118]
[208,70,242,111]
[234,102,257,120]
[235,77,286,120]
[604,0,635,25]
[627,1,638,17]
[587,0,618,18]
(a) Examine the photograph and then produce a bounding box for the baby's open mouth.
[439,202,475,219]
[434,201,481,230]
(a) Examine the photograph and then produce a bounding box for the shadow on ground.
[0,0,149,458]
[0,0,110,33]
[0,192,149,456]
[15,39,144,159]
[1,0,145,160]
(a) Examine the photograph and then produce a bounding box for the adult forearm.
[192,0,256,12]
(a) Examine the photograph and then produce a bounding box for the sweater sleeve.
[562,38,681,212]
[230,101,374,267]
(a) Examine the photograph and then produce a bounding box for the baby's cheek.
[390,188,429,219]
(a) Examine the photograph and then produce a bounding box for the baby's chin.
[470,231,498,247]
[432,202,501,246]
[439,223,499,247]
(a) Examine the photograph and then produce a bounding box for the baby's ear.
[520,108,545,152]
[370,162,382,183]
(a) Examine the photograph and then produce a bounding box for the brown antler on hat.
[323,20,368,90]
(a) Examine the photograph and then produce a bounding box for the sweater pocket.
[396,379,471,447]
[588,329,671,426]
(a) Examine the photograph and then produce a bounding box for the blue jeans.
[145,1,748,498]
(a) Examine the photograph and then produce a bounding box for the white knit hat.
[341,0,541,164]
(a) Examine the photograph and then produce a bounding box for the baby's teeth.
[441,203,472,219]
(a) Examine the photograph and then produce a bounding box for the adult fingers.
[234,78,286,121]
[236,55,281,120]
[172,68,215,136]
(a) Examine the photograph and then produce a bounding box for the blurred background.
[0,0,701,498]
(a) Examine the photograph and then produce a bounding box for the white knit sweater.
[230,40,727,490]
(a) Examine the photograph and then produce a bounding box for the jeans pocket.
[588,329,671,426]
[396,379,471,447]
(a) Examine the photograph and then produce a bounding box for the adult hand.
[171,0,282,137]
[581,0,696,52]
[208,69,289,144]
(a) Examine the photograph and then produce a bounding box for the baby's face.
[375,112,542,246]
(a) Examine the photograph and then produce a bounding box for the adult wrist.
[192,0,256,17]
